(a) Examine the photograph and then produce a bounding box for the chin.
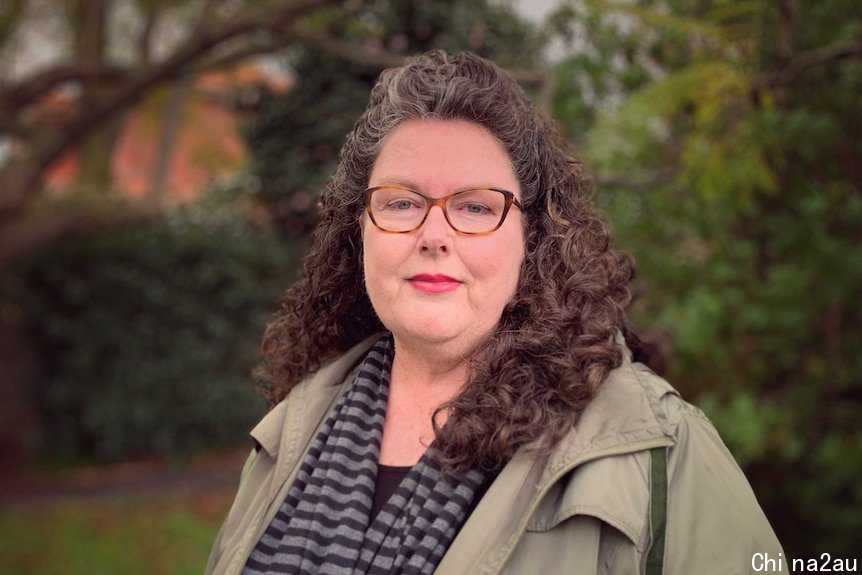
[396,319,465,345]
[408,326,460,343]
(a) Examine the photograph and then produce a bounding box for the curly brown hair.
[257,50,642,473]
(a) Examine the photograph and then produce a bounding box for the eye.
[385,198,422,210]
[463,202,491,214]
[451,199,493,215]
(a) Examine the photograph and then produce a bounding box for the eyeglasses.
[364,186,522,235]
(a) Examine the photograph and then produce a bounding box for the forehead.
[369,119,520,195]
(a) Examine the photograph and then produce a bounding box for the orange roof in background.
[197,62,292,94]
[112,96,246,201]
[42,61,292,200]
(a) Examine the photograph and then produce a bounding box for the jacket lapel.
[249,337,377,517]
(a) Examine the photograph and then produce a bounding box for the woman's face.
[362,119,525,356]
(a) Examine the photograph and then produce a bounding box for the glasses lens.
[446,189,507,233]
[368,188,427,232]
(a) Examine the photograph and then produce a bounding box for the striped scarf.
[244,336,486,575]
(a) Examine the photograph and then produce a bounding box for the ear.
[359,213,366,240]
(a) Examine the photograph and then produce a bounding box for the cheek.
[361,235,377,295]
[361,232,406,299]
[469,237,524,292]
[362,240,380,292]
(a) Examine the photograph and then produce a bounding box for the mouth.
[407,273,462,294]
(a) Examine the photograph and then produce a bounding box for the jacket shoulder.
[617,361,787,573]
[530,359,784,571]
[625,360,712,430]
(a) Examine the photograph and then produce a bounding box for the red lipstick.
[408,273,461,294]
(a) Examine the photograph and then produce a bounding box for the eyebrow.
[368,176,419,189]
[368,176,515,195]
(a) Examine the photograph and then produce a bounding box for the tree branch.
[0,116,36,140]
[191,0,224,38]
[138,2,158,65]
[0,0,27,47]
[594,168,677,191]
[292,30,553,105]
[769,36,862,87]
[0,64,127,113]
[294,29,406,68]
[778,0,798,56]
[0,0,337,222]
[194,34,294,74]
[296,29,552,84]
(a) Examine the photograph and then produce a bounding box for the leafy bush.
[19,182,298,461]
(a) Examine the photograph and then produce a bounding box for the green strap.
[646,447,668,575]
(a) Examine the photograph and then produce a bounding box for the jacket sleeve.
[662,409,787,574]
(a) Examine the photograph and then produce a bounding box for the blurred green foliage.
[15,181,296,462]
[551,0,861,556]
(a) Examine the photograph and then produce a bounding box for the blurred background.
[1,0,859,572]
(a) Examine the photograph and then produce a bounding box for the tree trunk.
[73,0,119,197]
[151,77,192,199]
[0,315,41,466]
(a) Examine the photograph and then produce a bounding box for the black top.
[371,464,412,519]
[371,462,496,521]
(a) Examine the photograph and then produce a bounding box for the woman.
[207,51,785,574]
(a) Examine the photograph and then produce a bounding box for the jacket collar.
[250,335,377,460]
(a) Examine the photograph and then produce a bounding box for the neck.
[389,336,471,406]
[376,335,471,466]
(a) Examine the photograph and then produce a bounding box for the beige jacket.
[206,337,785,574]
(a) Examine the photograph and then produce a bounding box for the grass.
[0,488,236,575]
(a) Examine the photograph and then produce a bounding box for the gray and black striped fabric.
[243,335,486,575]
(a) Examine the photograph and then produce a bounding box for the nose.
[418,205,453,253]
